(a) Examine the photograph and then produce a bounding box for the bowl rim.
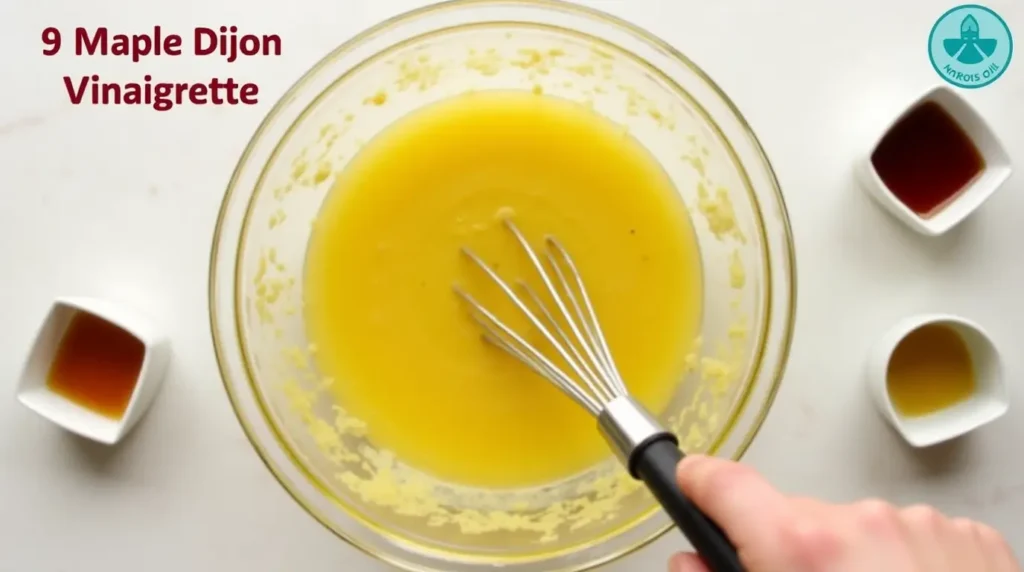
[208,0,798,569]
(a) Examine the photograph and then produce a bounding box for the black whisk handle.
[632,438,745,572]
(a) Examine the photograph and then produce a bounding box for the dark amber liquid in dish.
[871,101,984,217]
[46,312,145,419]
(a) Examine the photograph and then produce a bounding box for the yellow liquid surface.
[886,324,976,417]
[304,91,702,488]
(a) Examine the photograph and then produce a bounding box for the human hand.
[669,455,1019,572]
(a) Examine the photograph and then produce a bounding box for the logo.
[929,4,1013,88]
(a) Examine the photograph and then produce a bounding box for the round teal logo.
[929,4,1013,88]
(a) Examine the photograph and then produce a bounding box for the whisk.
[454,219,743,572]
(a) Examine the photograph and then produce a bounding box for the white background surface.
[1,0,1022,569]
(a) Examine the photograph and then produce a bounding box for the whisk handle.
[633,438,744,572]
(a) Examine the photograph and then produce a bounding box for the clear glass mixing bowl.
[209,1,796,569]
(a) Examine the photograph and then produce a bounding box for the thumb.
[669,552,710,572]
[676,455,792,549]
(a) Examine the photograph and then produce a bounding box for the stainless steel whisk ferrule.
[454,218,744,572]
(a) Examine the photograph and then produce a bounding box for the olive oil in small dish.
[867,314,1007,447]
[15,297,171,444]
[886,323,975,418]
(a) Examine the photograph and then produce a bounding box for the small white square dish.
[857,84,1012,236]
[866,313,1007,448]
[15,296,170,445]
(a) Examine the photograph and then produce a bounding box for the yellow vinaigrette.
[304,91,702,487]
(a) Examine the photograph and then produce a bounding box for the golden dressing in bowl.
[213,9,796,568]
[304,90,703,488]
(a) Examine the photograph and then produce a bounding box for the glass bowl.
[209,0,796,570]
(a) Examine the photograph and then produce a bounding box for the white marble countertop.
[1,0,1022,569]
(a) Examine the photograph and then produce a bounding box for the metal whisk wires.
[454,219,745,571]
[454,219,626,416]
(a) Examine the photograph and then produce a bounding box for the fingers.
[676,455,792,547]
[897,507,1017,572]
[668,552,709,572]
[674,458,1021,572]
[960,520,1019,572]
[677,457,851,571]
[900,505,951,572]
[789,496,834,519]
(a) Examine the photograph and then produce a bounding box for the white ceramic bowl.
[857,84,1012,236]
[15,296,171,444]
[866,313,1007,448]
